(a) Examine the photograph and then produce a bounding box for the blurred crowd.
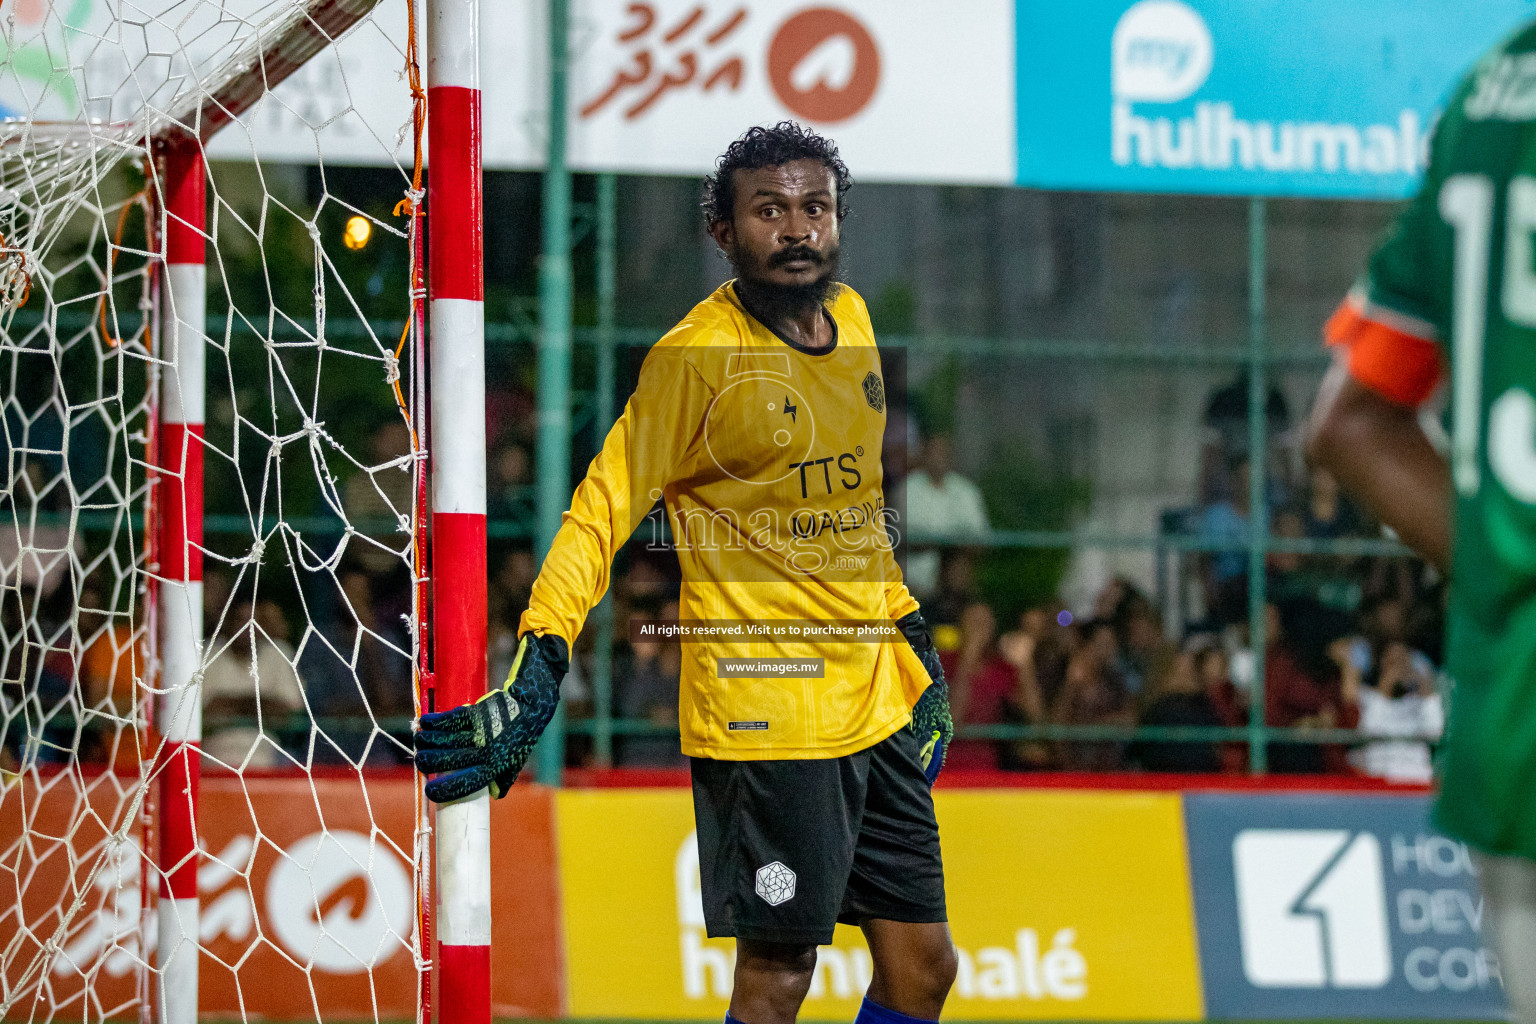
[906,564,1442,782]
[2,371,1445,782]
[538,376,1446,781]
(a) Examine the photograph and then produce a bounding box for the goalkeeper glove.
[414,632,568,802]
[897,610,953,785]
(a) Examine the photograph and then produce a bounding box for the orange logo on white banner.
[767,8,881,123]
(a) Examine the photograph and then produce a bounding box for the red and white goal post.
[0,1,490,1022]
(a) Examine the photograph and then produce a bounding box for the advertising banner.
[0,773,561,1020]
[492,0,1016,182]
[1184,792,1506,1020]
[0,1,1014,183]
[1016,0,1534,198]
[555,787,1204,1020]
[11,0,1536,197]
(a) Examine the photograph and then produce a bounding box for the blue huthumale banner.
[1184,792,1505,1019]
[1017,0,1536,197]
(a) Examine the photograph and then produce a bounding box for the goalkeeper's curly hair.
[702,121,852,229]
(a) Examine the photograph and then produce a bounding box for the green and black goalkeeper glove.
[414,632,568,802]
[897,610,953,785]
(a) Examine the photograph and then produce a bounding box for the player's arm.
[1305,194,1453,576]
[416,347,711,801]
[1306,354,1452,571]
[1308,94,1457,573]
[518,348,710,641]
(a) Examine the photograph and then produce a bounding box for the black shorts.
[690,726,947,946]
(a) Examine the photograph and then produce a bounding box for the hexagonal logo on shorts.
[755,861,796,906]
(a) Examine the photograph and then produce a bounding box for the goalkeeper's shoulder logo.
[755,861,797,905]
[862,371,885,412]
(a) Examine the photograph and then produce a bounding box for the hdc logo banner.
[1184,793,1505,1019]
[1017,0,1534,197]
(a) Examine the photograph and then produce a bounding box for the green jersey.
[1336,19,1536,859]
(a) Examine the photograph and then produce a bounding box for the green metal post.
[1246,195,1270,774]
[591,172,618,766]
[535,0,572,786]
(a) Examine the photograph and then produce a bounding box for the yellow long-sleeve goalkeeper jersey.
[519,280,930,759]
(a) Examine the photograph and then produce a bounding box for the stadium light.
[343,214,372,250]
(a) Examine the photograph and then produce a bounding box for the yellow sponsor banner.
[555,788,1204,1020]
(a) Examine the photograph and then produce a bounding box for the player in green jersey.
[1308,21,1536,1019]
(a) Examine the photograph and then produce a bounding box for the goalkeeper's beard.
[728,241,842,325]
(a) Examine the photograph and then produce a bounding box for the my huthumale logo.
[1109,0,1427,178]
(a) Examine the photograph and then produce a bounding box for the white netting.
[0,1,430,1020]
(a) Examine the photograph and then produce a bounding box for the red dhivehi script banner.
[175,0,1018,184]
[0,773,561,1020]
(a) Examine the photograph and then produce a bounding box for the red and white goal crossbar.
[139,1,493,1023]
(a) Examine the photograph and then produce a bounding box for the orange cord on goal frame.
[395,1,433,1020]
[97,170,151,348]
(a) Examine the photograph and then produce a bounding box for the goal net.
[0,1,432,1020]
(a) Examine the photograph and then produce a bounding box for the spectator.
[617,554,677,607]
[496,547,537,625]
[1203,370,1292,455]
[1199,370,1293,505]
[77,585,137,718]
[938,602,1026,770]
[76,585,139,765]
[924,548,980,629]
[1095,576,1157,624]
[488,442,533,519]
[903,434,990,600]
[488,546,539,691]
[341,420,414,576]
[615,600,684,768]
[1270,502,1365,614]
[1115,591,1172,700]
[202,600,305,769]
[1196,642,1251,772]
[1131,646,1226,773]
[1196,642,1240,721]
[996,624,1054,770]
[330,570,413,728]
[1358,594,1409,652]
[1265,603,1359,773]
[1014,603,1074,704]
[0,460,81,603]
[1052,619,1133,771]
[486,382,537,450]
[1081,618,1123,682]
[1267,508,1316,602]
[1342,639,1443,784]
[1302,467,1363,539]
[1198,456,1252,626]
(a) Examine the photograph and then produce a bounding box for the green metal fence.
[24,0,1418,778]
[521,189,1420,779]
[515,0,1424,779]
[26,186,1414,776]
[35,191,1416,777]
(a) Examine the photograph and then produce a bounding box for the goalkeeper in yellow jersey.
[415,121,957,1024]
